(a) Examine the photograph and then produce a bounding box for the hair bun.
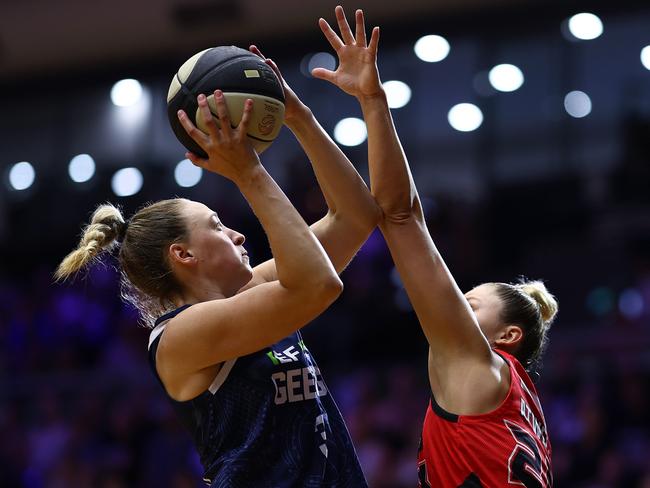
[517,281,558,325]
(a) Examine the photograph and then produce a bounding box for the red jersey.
[417,350,552,487]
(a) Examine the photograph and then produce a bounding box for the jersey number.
[505,421,551,487]
[417,460,431,488]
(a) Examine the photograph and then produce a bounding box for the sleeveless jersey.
[148,304,367,488]
[417,350,552,488]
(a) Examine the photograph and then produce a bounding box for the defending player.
[56,57,378,486]
[314,6,556,487]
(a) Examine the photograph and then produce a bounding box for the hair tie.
[117,218,130,242]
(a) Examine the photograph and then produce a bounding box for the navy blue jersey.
[148,304,367,488]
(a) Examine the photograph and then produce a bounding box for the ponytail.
[55,204,126,281]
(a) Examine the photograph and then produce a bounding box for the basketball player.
[56,62,378,485]
[314,7,556,487]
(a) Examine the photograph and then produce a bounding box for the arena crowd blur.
[1,1,649,486]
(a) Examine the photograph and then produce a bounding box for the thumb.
[311,68,336,83]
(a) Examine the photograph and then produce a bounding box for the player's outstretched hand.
[177,90,260,183]
[249,45,309,124]
[312,6,382,99]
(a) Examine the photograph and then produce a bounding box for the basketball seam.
[182,53,283,101]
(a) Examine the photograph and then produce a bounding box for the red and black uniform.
[417,350,552,487]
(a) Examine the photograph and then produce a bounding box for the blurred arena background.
[1,0,650,486]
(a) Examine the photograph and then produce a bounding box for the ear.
[168,243,195,266]
[493,324,523,348]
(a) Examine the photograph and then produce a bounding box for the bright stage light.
[68,154,96,183]
[564,91,592,118]
[112,167,143,197]
[567,13,603,41]
[334,118,367,146]
[488,64,524,92]
[414,35,450,63]
[8,161,35,190]
[641,46,650,71]
[174,159,203,188]
[448,103,483,132]
[111,79,143,107]
[384,80,412,109]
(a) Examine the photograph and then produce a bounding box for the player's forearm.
[358,91,422,223]
[286,107,380,231]
[235,164,339,290]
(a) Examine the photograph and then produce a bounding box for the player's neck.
[172,282,227,306]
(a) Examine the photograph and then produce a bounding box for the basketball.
[167,46,286,157]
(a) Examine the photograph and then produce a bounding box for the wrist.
[357,87,387,104]
[284,103,312,128]
[230,159,265,187]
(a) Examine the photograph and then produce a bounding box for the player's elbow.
[309,274,344,307]
[322,274,344,300]
[377,194,424,226]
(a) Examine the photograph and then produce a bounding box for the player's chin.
[241,264,254,282]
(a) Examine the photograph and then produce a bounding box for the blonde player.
[56,55,378,486]
[315,7,556,487]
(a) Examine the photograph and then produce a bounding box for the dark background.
[1,0,649,486]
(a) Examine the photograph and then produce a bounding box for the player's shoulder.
[148,304,193,351]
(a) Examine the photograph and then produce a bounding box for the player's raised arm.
[314,6,503,410]
[240,46,380,289]
[160,93,341,389]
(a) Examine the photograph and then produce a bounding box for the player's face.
[464,283,505,345]
[181,200,253,294]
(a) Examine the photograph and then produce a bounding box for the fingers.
[177,109,209,147]
[355,9,366,46]
[311,67,336,83]
[250,45,283,86]
[212,90,233,139]
[185,151,208,169]
[236,99,254,142]
[264,58,283,83]
[249,44,265,59]
[368,26,380,55]
[335,5,355,45]
[319,18,344,52]
[197,93,220,140]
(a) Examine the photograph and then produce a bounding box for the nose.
[230,229,245,246]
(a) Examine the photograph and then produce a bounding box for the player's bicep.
[157,281,337,377]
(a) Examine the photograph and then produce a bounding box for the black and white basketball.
[167,46,285,157]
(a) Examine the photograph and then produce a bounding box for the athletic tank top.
[417,350,552,487]
[148,304,368,488]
